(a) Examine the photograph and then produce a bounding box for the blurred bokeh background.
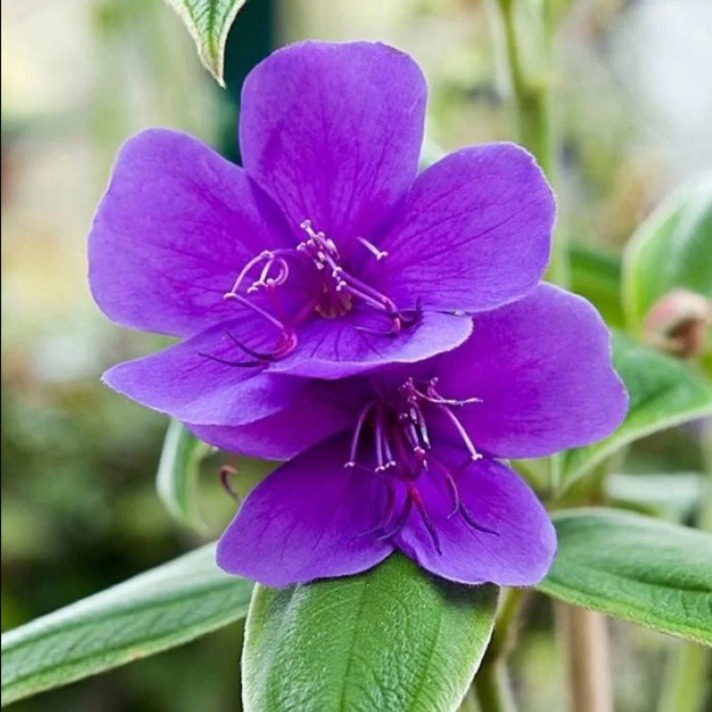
[2,1,711,710]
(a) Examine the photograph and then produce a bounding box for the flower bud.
[642,289,711,359]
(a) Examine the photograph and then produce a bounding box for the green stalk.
[471,589,527,712]
[658,424,712,712]
[489,0,568,287]
[474,660,516,712]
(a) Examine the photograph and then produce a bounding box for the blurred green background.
[2,1,711,710]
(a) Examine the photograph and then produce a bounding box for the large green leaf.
[156,419,213,531]
[622,175,712,329]
[606,472,707,522]
[561,333,712,487]
[1,545,252,706]
[243,554,498,712]
[164,0,248,86]
[538,509,712,645]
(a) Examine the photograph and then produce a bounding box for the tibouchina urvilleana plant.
[4,10,712,712]
[88,41,625,587]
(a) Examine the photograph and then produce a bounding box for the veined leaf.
[561,333,712,487]
[164,0,248,86]
[156,419,213,531]
[623,175,712,331]
[538,509,712,645]
[1,545,252,706]
[243,554,498,712]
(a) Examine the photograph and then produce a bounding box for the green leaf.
[606,473,707,522]
[163,0,248,86]
[569,243,625,329]
[538,509,712,645]
[1,545,252,706]
[622,175,712,329]
[156,419,212,531]
[561,333,712,487]
[243,554,498,712]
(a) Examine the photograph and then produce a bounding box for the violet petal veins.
[216,286,628,587]
[89,40,555,428]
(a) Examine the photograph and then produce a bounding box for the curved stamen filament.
[225,250,274,297]
[376,493,412,542]
[357,479,396,537]
[337,271,398,313]
[345,400,379,468]
[433,403,482,461]
[424,455,461,518]
[247,256,290,293]
[223,292,286,332]
[356,236,388,260]
[426,378,481,406]
[409,486,442,554]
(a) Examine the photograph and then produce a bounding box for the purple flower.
[88,41,554,428]
[213,286,628,587]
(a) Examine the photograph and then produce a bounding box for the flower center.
[217,221,415,364]
[344,378,498,552]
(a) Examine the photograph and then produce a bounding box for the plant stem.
[474,660,516,712]
[489,0,568,287]
[658,423,712,712]
[487,588,527,661]
[557,605,613,712]
[658,641,709,712]
[473,589,527,712]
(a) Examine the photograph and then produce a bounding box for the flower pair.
[89,41,627,587]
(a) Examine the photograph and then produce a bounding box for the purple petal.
[89,129,290,338]
[187,383,354,459]
[435,284,628,458]
[396,456,556,586]
[269,310,473,379]
[217,436,394,586]
[240,41,426,242]
[370,144,554,312]
[103,317,302,426]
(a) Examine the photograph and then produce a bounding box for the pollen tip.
[344,461,356,469]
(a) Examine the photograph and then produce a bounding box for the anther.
[357,236,388,261]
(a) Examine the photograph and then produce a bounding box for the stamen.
[381,422,396,470]
[432,403,482,461]
[225,329,295,362]
[424,378,482,407]
[338,272,398,313]
[357,480,396,536]
[357,236,388,261]
[338,281,392,313]
[426,455,461,518]
[219,465,241,502]
[225,250,273,297]
[198,352,264,368]
[345,400,378,468]
[460,501,500,536]
[354,317,402,337]
[409,486,442,554]
[376,492,413,542]
[374,407,388,472]
[410,403,431,450]
[223,291,287,332]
